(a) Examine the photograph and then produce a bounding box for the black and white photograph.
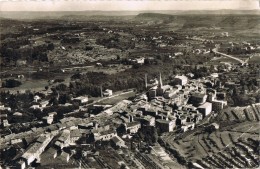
[0,0,259,168]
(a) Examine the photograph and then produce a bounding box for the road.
[85,90,135,107]
[65,90,135,116]
[212,48,246,65]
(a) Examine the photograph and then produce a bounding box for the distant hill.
[135,13,260,29]
[135,13,174,19]
[59,14,134,21]
[0,17,24,25]
[0,11,140,20]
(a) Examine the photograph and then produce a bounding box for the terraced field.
[161,104,260,168]
[215,103,260,123]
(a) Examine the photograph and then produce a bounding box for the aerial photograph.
[0,0,259,168]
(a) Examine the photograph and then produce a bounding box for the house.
[211,100,227,112]
[176,115,188,126]
[95,129,117,141]
[181,122,195,132]
[0,114,7,125]
[155,119,176,132]
[11,138,23,145]
[210,73,219,78]
[72,96,88,104]
[42,116,53,124]
[103,89,113,97]
[141,115,155,126]
[0,105,11,111]
[15,159,26,169]
[16,59,27,66]
[124,122,141,134]
[163,88,178,99]
[30,104,40,110]
[21,134,54,166]
[45,147,57,159]
[189,93,207,106]
[172,75,188,86]
[111,136,126,148]
[134,94,148,102]
[38,147,58,167]
[197,102,212,117]
[174,52,183,56]
[40,100,49,108]
[135,57,145,64]
[56,151,70,163]
[13,112,23,117]
[54,130,70,149]
[96,62,102,67]
[148,88,157,99]
[78,122,94,129]
[48,112,57,118]
[2,119,10,127]
[70,129,82,144]
[34,95,41,102]
[144,107,158,117]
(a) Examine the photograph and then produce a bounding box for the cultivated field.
[161,104,260,168]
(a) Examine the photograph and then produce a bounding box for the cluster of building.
[0,72,230,168]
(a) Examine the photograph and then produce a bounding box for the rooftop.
[111,135,124,144]
[198,102,212,108]
[126,121,140,127]
[100,129,116,136]
[156,119,172,124]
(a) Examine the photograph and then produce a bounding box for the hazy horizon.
[0,0,259,12]
[1,9,260,12]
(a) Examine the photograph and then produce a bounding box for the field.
[215,104,260,122]
[248,55,260,64]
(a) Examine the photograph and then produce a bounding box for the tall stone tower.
[158,73,163,88]
[145,74,148,89]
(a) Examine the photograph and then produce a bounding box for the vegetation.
[2,79,22,88]
[135,126,158,145]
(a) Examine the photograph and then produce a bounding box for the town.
[0,9,260,169]
[1,70,259,168]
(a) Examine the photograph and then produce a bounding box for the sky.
[0,0,259,11]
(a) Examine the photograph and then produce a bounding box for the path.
[212,48,246,65]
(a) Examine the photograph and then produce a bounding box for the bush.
[54,78,65,83]
[85,46,93,51]
[2,79,22,88]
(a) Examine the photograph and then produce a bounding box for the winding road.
[212,48,246,66]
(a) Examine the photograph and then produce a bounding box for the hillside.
[135,13,174,20]
[59,15,134,21]
[161,104,260,168]
[135,13,260,30]
[215,103,260,122]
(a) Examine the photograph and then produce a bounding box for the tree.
[248,97,256,105]
[59,94,71,104]
[45,86,49,90]
[120,164,127,169]
[49,97,58,106]
[2,79,22,88]
[56,83,68,91]
[137,126,158,145]
[117,55,120,60]
[47,43,54,50]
